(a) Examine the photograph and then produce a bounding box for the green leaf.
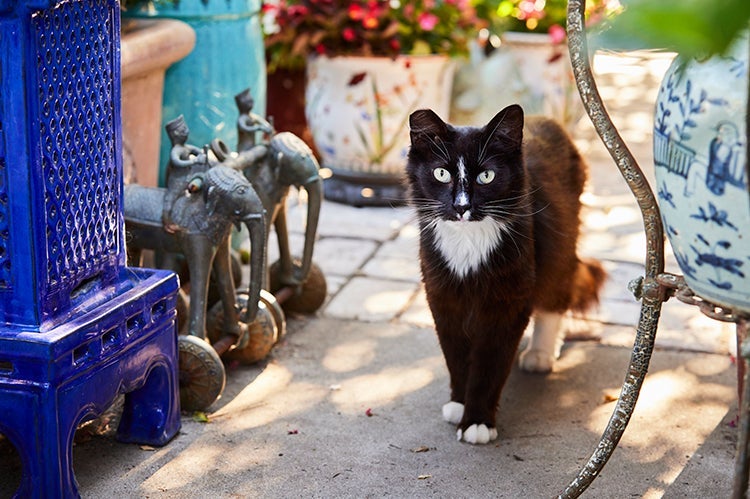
[409,40,432,56]
[600,0,750,57]
[192,411,210,423]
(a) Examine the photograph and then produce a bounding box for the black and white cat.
[406,105,605,444]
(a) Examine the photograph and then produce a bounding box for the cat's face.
[406,105,526,225]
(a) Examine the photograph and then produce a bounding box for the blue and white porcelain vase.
[653,31,749,313]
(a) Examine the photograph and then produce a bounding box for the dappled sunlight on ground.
[582,361,734,490]
[322,338,378,372]
[363,289,418,316]
[330,363,441,415]
[583,204,643,231]
[212,364,328,431]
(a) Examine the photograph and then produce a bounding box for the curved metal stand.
[559,1,666,496]
[562,1,750,497]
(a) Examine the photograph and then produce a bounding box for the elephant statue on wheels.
[124,116,267,412]
[230,88,327,314]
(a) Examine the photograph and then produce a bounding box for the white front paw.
[442,401,464,424]
[519,348,555,373]
[457,424,498,445]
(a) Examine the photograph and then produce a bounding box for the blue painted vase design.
[654,31,749,313]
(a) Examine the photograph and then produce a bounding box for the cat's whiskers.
[477,110,514,165]
[425,135,450,164]
[481,202,547,219]
[476,123,497,165]
[496,222,527,258]
[483,186,540,205]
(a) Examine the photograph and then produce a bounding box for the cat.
[406,104,606,445]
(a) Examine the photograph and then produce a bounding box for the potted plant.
[453,0,621,129]
[263,0,485,206]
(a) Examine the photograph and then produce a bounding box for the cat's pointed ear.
[484,104,524,147]
[410,109,448,147]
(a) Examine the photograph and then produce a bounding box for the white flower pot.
[453,32,582,130]
[654,31,749,313]
[305,55,455,206]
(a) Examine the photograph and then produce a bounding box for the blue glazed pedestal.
[1,0,181,496]
[0,269,180,497]
[123,0,267,186]
[653,31,750,314]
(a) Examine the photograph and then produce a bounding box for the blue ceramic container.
[123,0,267,185]
[654,32,749,313]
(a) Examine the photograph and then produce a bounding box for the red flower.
[362,15,379,29]
[287,5,309,17]
[348,3,364,20]
[343,27,356,42]
[548,24,566,44]
[418,12,439,31]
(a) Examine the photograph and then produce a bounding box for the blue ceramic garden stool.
[0,0,181,497]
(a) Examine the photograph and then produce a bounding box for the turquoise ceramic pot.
[653,31,749,313]
[123,0,266,185]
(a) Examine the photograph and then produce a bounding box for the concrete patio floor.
[0,51,742,497]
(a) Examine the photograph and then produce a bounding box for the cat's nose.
[453,200,470,217]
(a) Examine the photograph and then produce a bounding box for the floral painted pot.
[305,55,455,206]
[452,32,582,130]
[653,31,749,314]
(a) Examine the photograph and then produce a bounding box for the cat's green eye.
[477,170,495,185]
[433,167,451,183]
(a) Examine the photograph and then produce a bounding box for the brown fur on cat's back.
[523,116,606,314]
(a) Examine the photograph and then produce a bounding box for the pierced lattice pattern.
[32,0,120,287]
[0,76,9,289]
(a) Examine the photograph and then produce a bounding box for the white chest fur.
[431,217,505,278]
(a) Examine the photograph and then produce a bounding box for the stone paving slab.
[285,194,415,242]
[324,276,419,322]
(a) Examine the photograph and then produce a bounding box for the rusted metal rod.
[558,1,667,496]
[734,318,750,499]
[274,285,296,305]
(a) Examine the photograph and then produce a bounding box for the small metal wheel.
[178,335,226,412]
[206,292,279,365]
[260,289,286,339]
[269,260,327,314]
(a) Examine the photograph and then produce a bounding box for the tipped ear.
[409,109,448,147]
[484,104,524,147]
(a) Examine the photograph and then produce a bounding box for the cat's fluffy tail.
[570,258,607,313]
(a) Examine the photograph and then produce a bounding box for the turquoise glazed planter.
[123,0,266,185]
[653,31,749,313]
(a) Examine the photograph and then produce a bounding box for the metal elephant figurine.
[232,88,327,314]
[124,116,267,411]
